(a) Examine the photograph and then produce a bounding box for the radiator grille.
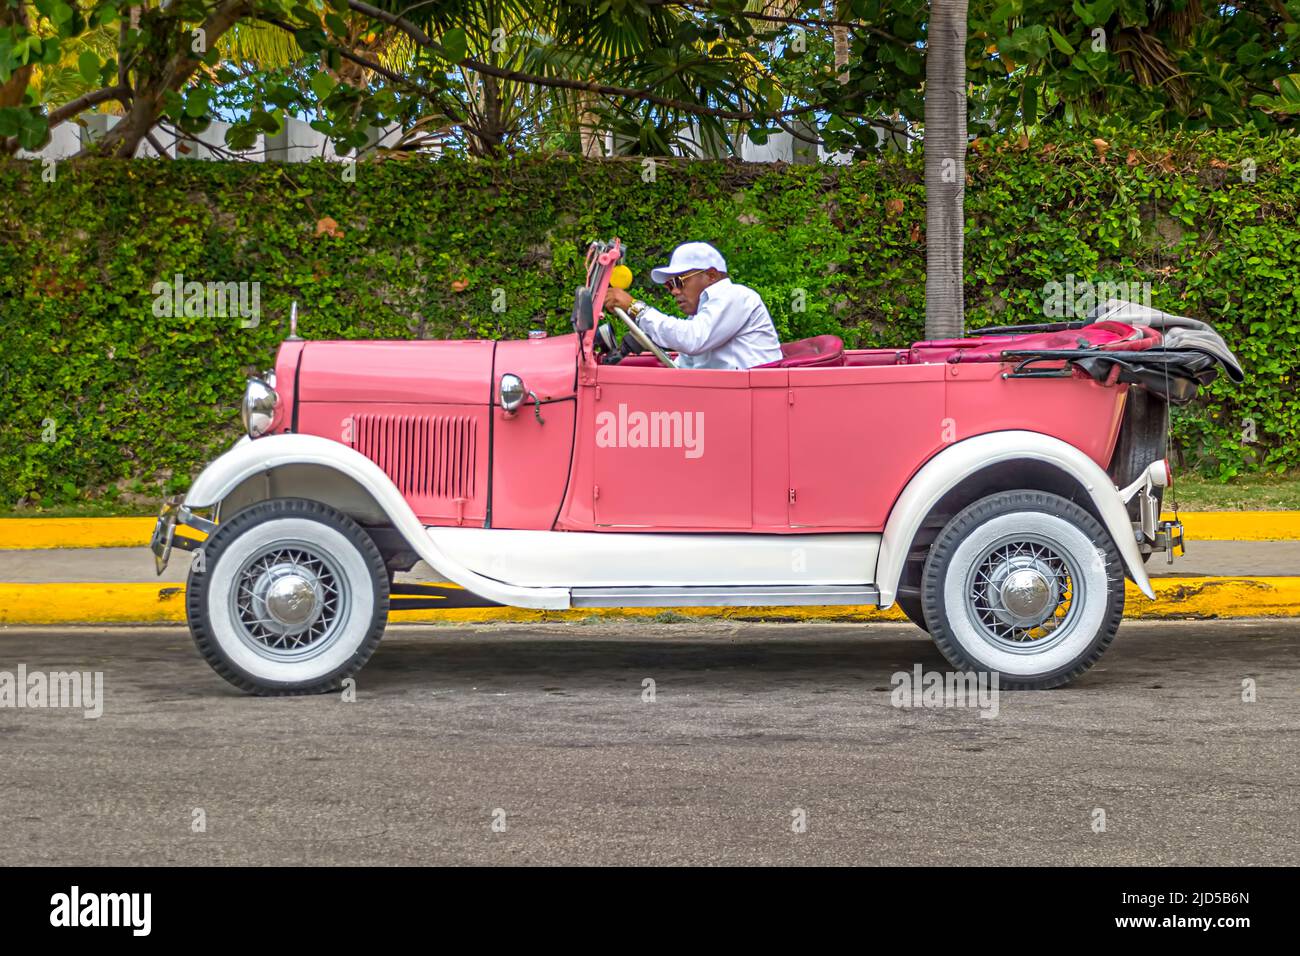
[350,414,477,500]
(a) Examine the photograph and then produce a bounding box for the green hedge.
[1,129,1297,508]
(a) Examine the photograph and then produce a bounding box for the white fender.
[183,433,570,609]
[875,430,1154,606]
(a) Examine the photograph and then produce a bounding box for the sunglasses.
[665,270,706,291]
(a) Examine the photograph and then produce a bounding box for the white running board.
[426,527,881,589]
[570,585,881,608]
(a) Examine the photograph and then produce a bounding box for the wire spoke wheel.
[189,499,390,696]
[923,490,1126,688]
[229,541,350,662]
[964,535,1081,653]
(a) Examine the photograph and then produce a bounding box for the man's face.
[668,269,718,315]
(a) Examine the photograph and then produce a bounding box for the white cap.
[650,242,727,284]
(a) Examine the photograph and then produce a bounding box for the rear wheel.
[187,498,390,695]
[920,490,1125,689]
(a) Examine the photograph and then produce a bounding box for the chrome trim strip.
[570,584,881,608]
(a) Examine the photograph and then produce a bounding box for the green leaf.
[267,84,297,109]
[310,71,336,102]
[249,109,281,134]
[77,50,99,84]
[1236,42,1264,66]
[0,107,22,138]
[183,89,210,119]
[1048,27,1075,56]
[442,27,467,63]
[161,90,184,121]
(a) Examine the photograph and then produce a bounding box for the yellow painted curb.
[0,518,160,550]
[2,511,1299,548]
[1166,511,1300,542]
[4,577,1300,626]
[0,582,190,624]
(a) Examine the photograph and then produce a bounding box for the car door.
[786,363,947,529]
[589,363,752,529]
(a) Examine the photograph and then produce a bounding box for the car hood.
[295,340,496,404]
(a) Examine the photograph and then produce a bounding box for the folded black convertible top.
[987,299,1244,404]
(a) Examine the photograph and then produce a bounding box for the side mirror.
[571,287,594,333]
[499,373,526,413]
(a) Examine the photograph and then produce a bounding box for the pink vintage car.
[153,239,1240,695]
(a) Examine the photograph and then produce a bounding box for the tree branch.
[46,85,132,127]
[257,14,487,142]
[145,129,172,159]
[1,85,132,155]
[346,0,826,123]
[648,0,902,43]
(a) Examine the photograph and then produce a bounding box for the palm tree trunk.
[923,0,968,340]
[577,91,604,157]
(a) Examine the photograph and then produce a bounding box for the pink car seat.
[755,335,846,369]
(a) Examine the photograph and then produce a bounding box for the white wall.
[18,113,852,165]
[16,121,80,161]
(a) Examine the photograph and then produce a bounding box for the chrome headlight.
[241,377,278,437]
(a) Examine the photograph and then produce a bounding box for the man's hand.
[603,287,633,315]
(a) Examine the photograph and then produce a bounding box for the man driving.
[602,242,783,370]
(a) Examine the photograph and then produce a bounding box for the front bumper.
[150,496,216,575]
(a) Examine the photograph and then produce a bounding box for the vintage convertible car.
[153,239,1239,695]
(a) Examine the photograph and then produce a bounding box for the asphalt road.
[1,619,1296,866]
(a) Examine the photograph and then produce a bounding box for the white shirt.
[636,278,783,370]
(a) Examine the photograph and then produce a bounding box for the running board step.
[570,585,880,608]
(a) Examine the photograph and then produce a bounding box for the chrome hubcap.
[999,567,1054,625]
[263,571,321,628]
[232,545,346,659]
[967,538,1077,649]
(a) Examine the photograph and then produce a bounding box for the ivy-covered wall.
[1,129,1296,508]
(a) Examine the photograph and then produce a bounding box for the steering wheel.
[613,307,676,368]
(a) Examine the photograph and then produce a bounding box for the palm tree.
[923,0,967,340]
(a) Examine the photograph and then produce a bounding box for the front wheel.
[186,498,390,695]
[920,491,1125,689]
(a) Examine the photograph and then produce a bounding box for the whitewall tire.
[186,498,390,695]
[920,491,1125,689]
